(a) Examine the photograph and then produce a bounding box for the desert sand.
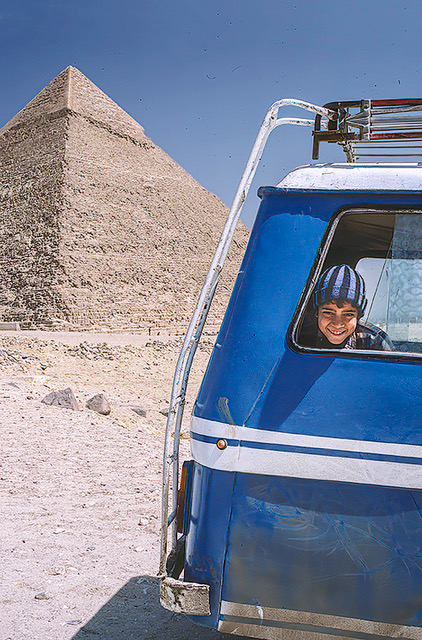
[0,330,243,640]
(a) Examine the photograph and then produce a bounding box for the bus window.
[295,211,422,356]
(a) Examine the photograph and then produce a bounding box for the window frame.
[288,205,422,363]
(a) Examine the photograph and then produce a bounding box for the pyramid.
[0,67,249,330]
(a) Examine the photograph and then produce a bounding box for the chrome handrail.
[159,99,336,578]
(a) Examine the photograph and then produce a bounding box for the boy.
[300,264,393,351]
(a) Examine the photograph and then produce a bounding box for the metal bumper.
[160,576,210,615]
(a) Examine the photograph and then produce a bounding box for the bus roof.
[277,163,422,191]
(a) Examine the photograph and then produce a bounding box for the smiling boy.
[317,300,359,346]
[301,264,393,351]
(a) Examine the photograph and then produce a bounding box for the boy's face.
[317,301,358,345]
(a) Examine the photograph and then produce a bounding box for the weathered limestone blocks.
[0,67,249,330]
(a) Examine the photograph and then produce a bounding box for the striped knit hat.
[312,264,367,314]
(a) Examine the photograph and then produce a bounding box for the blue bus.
[159,99,422,640]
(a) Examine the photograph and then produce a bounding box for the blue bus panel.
[183,186,422,639]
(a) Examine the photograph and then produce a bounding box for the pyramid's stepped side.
[0,110,67,323]
[59,108,248,329]
[0,67,249,330]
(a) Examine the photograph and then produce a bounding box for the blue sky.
[0,0,421,226]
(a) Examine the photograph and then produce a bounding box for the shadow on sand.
[71,575,249,640]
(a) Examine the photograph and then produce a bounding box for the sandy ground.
[0,330,240,640]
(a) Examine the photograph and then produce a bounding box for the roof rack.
[313,99,422,162]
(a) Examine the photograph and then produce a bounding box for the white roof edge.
[277,163,422,191]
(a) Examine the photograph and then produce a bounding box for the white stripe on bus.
[191,417,422,488]
[218,601,422,640]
